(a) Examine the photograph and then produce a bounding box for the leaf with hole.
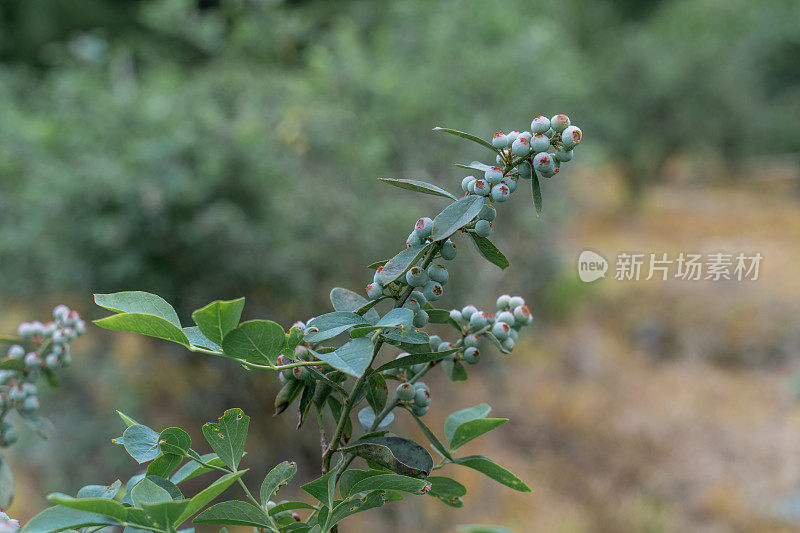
[339,436,433,478]
[202,408,250,471]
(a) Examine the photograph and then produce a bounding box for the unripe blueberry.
[9,387,25,402]
[414,381,430,393]
[295,344,310,360]
[517,161,533,180]
[469,311,488,329]
[511,136,531,157]
[406,230,423,247]
[411,290,427,308]
[441,239,457,260]
[413,309,429,328]
[292,366,310,381]
[561,126,582,149]
[292,320,307,330]
[43,321,57,336]
[554,148,574,162]
[6,345,24,359]
[24,352,41,369]
[21,396,39,412]
[532,152,556,176]
[405,266,428,287]
[514,305,532,324]
[373,267,384,285]
[486,312,496,324]
[413,387,431,407]
[462,176,476,193]
[491,132,509,148]
[438,341,455,353]
[531,115,551,134]
[52,329,69,344]
[484,166,504,185]
[472,178,490,196]
[415,217,433,238]
[530,133,550,153]
[422,281,443,302]
[29,321,45,337]
[518,131,532,142]
[478,204,497,221]
[496,294,511,309]
[0,371,13,385]
[411,404,429,417]
[509,296,525,308]
[501,176,517,193]
[491,183,510,202]
[461,305,478,320]
[404,296,421,313]
[53,304,70,322]
[497,311,516,326]
[65,310,80,327]
[464,334,480,348]
[1,425,19,446]
[509,328,519,342]
[427,264,449,284]
[16,323,33,338]
[365,282,383,300]
[550,114,570,133]
[396,382,415,402]
[492,321,511,340]
[463,347,480,364]
[502,337,515,352]
[474,220,492,238]
[428,336,442,352]
[22,383,37,396]
[506,131,520,144]
[449,309,463,323]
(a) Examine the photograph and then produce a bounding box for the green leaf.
[375,350,455,373]
[140,475,183,500]
[141,500,190,527]
[329,288,380,323]
[375,309,414,330]
[454,456,531,492]
[468,233,509,269]
[378,243,432,285]
[77,480,122,499]
[327,492,385,527]
[221,320,285,366]
[159,427,191,456]
[116,410,140,427]
[21,507,118,533]
[193,501,271,527]
[18,410,55,439]
[301,470,336,508]
[123,425,161,464]
[176,470,246,523]
[450,418,508,450]
[442,359,468,381]
[192,298,245,346]
[455,161,492,173]
[0,358,24,372]
[312,337,373,378]
[259,460,297,507]
[408,411,453,460]
[432,127,501,156]
[339,436,433,478]
[428,476,467,507]
[94,291,181,326]
[445,404,491,446]
[378,178,457,200]
[457,525,515,533]
[358,407,394,432]
[94,313,190,347]
[431,195,485,242]
[366,373,388,414]
[306,312,371,342]
[326,397,352,443]
[183,326,222,351]
[348,473,430,495]
[202,408,250,471]
[46,494,128,521]
[147,453,183,479]
[171,454,226,484]
[380,328,429,345]
[131,478,173,505]
[531,172,542,216]
[340,470,383,497]
[268,501,317,516]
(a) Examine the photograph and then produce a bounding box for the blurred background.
[1,0,799,530]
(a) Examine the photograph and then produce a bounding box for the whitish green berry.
[411,404,429,417]
[6,345,24,359]
[404,296,421,313]
[502,337,515,352]
[511,136,530,157]
[427,264,449,284]
[491,132,509,148]
[501,175,517,193]
[514,305,532,324]
[415,217,433,238]
[53,305,70,322]
[1,424,19,446]
[441,239,457,260]
[428,336,442,351]
[470,311,488,329]
[413,309,429,328]
[491,183,510,202]
[554,149,573,162]
[531,115,551,134]
[561,126,582,149]
[519,131,532,142]
[484,166,503,185]
[438,341,454,353]
[462,176,476,192]
[473,178,490,196]
[406,230,422,247]
[406,266,428,287]
[415,381,430,392]
[422,281,443,301]
[411,290,426,307]
[464,334,480,348]
[449,309,463,322]
[9,387,25,402]
[510,328,519,342]
[414,387,431,407]
[24,352,41,369]
[497,311,516,326]
[463,347,480,364]
[530,133,550,153]
[479,204,497,221]
[496,294,511,309]
[21,396,39,412]
[550,114,570,133]
[492,321,511,340]
[533,152,556,176]
[506,131,520,144]
[474,219,492,237]
[396,382,415,402]
[461,305,478,319]
[0,371,13,385]
[365,282,383,300]
[509,296,525,308]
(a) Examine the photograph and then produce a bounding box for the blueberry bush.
[12,115,582,532]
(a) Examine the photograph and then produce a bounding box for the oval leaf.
[339,436,434,478]
[193,501,271,527]
[123,425,161,464]
[378,244,432,285]
[330,288,380,323]
[94,313,190,347]
[450,418,508,450]
[21,507,118,533]
[192,298,245,346]
[445,404,492,446]
[221,320,285,366]
[312,337,373,378]
[202,408,250,471]
[468,233,509,269]
[378,178,457,200]
[94,291,181,326]
[454,455,531,492]
[431,195,485,242]
[358,407,394,433]
[348,473,429,495]
[259,460,297,507]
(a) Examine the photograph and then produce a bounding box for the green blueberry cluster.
[0,305,85,448]
[448,293,532,354]
[0,512,19,533]
[395,380,431,417]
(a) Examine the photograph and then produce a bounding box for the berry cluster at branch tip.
[0,512,19,533]
[0,305,85,448]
